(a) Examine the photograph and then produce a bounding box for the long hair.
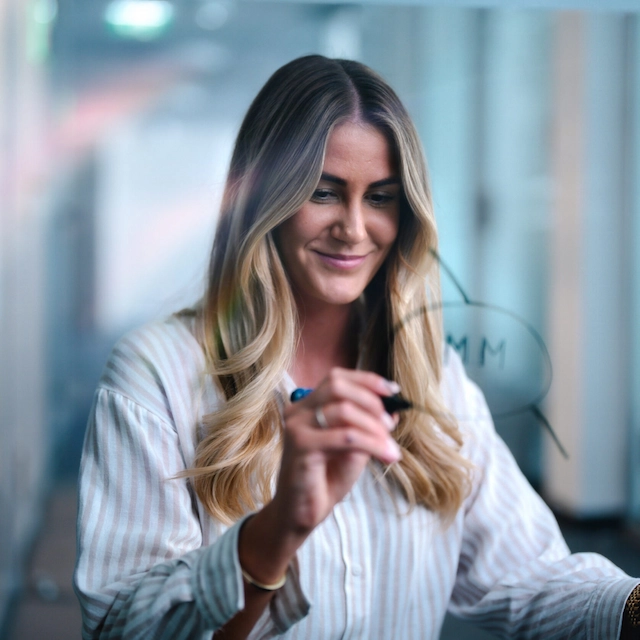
[190,55,471,523]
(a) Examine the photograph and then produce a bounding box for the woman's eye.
[310,188,337,203]
[367,192,396,207]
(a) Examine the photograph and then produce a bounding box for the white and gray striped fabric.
[74,314,638,639]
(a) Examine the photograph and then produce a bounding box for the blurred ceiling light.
[104,0,175,40]
[28,0,58,62]
[33,0,58,25]
[195,1,229,31]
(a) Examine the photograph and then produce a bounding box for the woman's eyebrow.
[369,177,400,188]
[320,173,346,186]
[320,173,400,188]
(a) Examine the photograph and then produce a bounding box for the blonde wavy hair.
[189,55,471,523]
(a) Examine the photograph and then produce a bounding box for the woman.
[75,55,640,639]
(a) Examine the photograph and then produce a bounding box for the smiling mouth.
[314,251,368,269]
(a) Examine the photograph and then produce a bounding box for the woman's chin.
[298,287,364,309]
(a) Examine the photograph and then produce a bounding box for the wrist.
[238,504,306,586]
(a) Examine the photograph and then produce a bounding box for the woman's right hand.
[275,368,402,534]
[238,368,401,588]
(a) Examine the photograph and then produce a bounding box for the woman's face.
[276,121,400,311]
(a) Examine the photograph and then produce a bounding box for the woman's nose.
[331,199,367,243]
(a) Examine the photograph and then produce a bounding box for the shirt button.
[352,565,363,577]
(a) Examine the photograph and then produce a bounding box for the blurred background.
[1,0,640,637]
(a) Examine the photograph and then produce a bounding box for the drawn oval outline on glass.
[438,300,553,418]
[392,250,568,458]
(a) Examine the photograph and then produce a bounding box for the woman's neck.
[291,301,359,389]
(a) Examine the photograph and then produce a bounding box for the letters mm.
[446,335,506,369]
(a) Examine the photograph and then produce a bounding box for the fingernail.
[385,380,401,394]
[382,412,395,431]
[387,439,402,461]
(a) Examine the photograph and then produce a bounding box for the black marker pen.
[290,387,414,413]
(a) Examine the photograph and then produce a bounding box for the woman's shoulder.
[439,345,496,456]
[440,346,485,416]
[97,311,209,416]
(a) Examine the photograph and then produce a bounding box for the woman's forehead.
[321,122,399,181]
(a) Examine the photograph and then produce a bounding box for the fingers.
[284,368,403,464]
[324,368,400,406]
[321,399,395,434]
[296,421,402,465]
[312,368,399,421]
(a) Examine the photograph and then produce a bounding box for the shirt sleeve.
[74,385,309,639]
[447,368,639,639]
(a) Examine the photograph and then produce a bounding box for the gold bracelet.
[625,584,640,628]
[240,566,287,591]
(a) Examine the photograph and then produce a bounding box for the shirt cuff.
[269,555,311,633]
[191,515,248,628]
[191,514,311,633]
[589,577,640,640]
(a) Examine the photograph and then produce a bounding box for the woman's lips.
[314,251,367,269]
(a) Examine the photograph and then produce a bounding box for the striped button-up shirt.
[74,314,638,639]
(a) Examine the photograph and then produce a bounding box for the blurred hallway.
[6,484,80,640]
